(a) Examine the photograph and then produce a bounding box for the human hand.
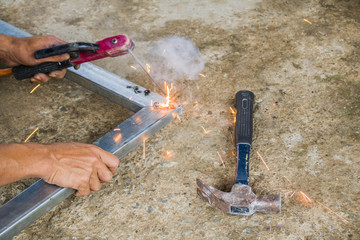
[5,35,72,83]
[41,142,119,196]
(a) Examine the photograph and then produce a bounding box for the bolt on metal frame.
[0,20,182,240]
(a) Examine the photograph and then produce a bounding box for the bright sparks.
[299,191,312,203]
[146,63,151,73]
[151,82,177,110]
[217,151,226,168]
[283,176,292,183]
[159,82,175,109]
[172,112,181,121]
[130,65,137,70]
[30,84,41,94]
[166,150,173,158]
[199,73,206,78]
[303,19,312,24]
[289,191,296,199]
[317,201,349,224]
[201,126,211,134]
[113,133,122,143]
[230,134,234,144]
[160,85,171,108]
[24,127,39,143]
[135,116,143,124]
[256,151,270,171]
[230,107,237,124]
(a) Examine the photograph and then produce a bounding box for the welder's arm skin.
[0,34,69,83]
[0,143,119,196]
[0,35,119,196]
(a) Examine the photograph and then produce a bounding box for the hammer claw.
[196,179,230,214]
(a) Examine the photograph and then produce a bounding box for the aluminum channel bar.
[65,63,165,113]
[0,20,182,239]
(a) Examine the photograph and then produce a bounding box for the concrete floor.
[0,0,359,239]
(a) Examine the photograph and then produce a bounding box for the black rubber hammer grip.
[235,91,255,145]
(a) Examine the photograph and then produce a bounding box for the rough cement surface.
[0,0,359,239]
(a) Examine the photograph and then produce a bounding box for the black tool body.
[12,60,73,80]
[235,91,255,185]
[12,42,100,80]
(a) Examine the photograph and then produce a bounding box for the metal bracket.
[0,20,182,239]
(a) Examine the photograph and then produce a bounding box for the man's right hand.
[0,34,74,83]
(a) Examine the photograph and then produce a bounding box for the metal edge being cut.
[0,20,183,239]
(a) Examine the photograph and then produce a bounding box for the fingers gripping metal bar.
[0,20,182,239]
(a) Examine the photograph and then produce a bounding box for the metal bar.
[0,20,32,37]
[0,20,182,239]
[65,63,164,113]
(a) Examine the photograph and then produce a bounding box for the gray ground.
[0,0,359,239]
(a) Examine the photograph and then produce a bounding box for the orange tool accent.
[0,68,13,76]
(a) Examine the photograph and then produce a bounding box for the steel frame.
[0,20,182,239]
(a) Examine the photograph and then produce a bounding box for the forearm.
[0,143,50,186]
[0,34,15,64]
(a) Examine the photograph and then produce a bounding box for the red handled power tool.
[0,35,134,80]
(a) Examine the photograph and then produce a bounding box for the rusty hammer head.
[196,91,281,216]
[196,179,281,216]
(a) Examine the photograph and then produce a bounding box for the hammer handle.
[235,91,254,145]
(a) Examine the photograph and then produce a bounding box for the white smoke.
[146,36,204,83]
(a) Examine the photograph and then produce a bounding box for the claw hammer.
[197,91,281,216]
